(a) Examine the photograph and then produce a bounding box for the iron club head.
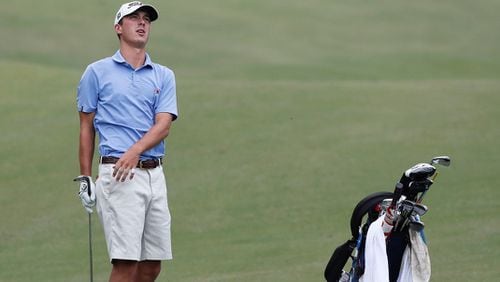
[430,156,451,167]
[412,203,428,216]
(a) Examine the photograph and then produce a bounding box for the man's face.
[115,10,151,48]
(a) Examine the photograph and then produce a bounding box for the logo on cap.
[128,1,142,8]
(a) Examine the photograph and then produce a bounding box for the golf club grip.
[391,182,404,207]
[86,178,92,197]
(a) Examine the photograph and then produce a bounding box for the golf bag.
[324,156,450,282]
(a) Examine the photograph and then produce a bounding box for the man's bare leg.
[136,260,162,282]
[110,260,138,282]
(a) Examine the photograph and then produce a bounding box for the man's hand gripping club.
[74,175,96,213]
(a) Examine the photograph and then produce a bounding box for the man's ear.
[114,24,122,36]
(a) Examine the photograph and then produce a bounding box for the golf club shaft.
[89,214,94,282]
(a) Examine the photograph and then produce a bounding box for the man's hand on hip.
[113,150,140,182]
[74,175,96,213]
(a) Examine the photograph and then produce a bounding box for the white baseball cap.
[114,1,159,25]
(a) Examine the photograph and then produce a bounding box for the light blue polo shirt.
[77,50,178,160]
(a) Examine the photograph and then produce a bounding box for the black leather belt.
[100,156,162,169]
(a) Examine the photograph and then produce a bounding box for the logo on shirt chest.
[154,88,161,94]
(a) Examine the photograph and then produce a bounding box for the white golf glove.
[74,175,96,213]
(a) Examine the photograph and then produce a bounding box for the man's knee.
[137,260,162,281]
[110,260,138,282]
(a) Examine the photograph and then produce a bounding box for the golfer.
[75,1,178,281]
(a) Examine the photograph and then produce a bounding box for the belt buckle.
[138,160,144,169]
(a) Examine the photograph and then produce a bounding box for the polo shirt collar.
[112,50,153,69]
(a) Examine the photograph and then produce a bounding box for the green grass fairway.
[1,0,499,281]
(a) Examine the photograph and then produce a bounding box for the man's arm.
[78,112,96,176]
[113,112,174,181]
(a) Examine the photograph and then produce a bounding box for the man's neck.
[119,44,147,69]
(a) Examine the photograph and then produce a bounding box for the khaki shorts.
[95,164,172,261]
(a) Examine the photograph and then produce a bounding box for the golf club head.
[405,163,436,180]
[430,155,451,167]
[394,200,415,230]
[407,179,433,201]
[412,203,428,216]
[398,200,415,217]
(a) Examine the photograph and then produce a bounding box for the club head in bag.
[430,155,451,167]
[399,200,415,215]
[405,163,436,181]
[408,179,433,202]
[412,203,428,216]
[394,200,415,231]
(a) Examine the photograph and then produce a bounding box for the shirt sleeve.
[156,69,178,120]
[77,65,99,113]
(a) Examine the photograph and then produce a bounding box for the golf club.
[430,155,451,167]
[88,214,94,282]
[408,178,433,202]
[394,200,415,231]
[405,163,436,181]
[73,177,94,282]
[413,203,428,216]
[383,183,403,231]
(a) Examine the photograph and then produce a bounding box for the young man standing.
[75,2,178,281]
